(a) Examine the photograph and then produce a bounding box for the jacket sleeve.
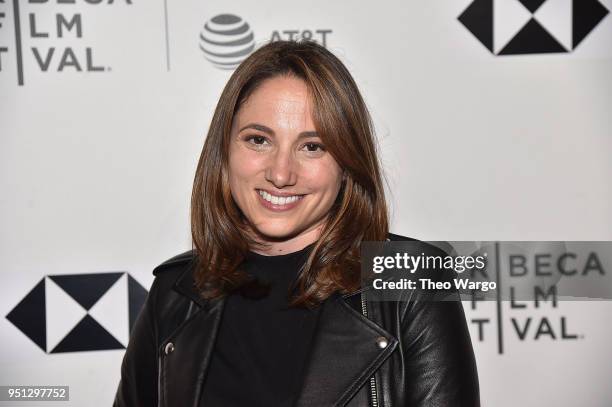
[400,291,480,406]
[113,276,160,407]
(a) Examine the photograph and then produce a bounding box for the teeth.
[258,190,302,205]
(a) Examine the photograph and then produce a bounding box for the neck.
[249,224,323,256]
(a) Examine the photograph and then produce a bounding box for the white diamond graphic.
[89,273,129,347]
[534,0,572,50]
[494,0,534,53]
[46,276,87,352]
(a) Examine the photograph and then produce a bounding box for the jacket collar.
[293,292,398,406]
[173,260,208,307]
[165,262,398,407]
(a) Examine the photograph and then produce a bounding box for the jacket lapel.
[294,293,398,407]
[158,268,226,407]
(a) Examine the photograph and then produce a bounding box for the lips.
[256,189,305,211]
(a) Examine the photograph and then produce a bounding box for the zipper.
[360,291,379,407]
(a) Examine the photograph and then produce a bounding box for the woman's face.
[228,75,343,252]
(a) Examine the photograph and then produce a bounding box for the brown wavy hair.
[191,40,388,307]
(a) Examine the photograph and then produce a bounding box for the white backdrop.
[1,0,611,405]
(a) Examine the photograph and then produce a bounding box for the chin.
[250,220,301,241]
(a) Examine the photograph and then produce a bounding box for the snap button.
[375,337,388,349]
[164,342,175,355]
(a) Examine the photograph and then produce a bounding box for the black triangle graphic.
[573,0,609,49]
[499,18,567,55]
[458,0,493,52]
[128,275,148,334]
[50,314,125,353]
[6,279,46,352]
[518,0,548,13]
[49,272,123,310]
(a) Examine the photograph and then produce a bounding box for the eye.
[244,135,269,146]
[302,142,326,153]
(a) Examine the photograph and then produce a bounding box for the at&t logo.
[198,13,333,71]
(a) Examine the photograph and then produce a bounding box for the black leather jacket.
[114,235,479,406]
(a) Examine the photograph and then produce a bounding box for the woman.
[114,40,479,406]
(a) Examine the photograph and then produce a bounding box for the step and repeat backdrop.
[1,0,611,406]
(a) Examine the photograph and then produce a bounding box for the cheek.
[228,150,262,188]
[301,158,343,194]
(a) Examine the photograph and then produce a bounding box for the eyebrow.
[238,123,319,139]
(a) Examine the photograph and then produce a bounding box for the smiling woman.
[114,40,480,407]
[189,40,390,307]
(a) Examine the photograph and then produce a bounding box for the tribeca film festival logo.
[199,13,333,70]
[458,0,609,55]
[464,242,609,354]
[0,0,133,86]
[6,272,147,353]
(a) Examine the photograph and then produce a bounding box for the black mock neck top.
[199,244,320,407]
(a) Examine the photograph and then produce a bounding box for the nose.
[265,147,297,188]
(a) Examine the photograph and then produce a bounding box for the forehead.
[233,76,315,130]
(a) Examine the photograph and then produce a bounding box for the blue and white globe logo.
[199,14,255,70]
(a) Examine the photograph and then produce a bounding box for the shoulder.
[387,232,416,242]
[386,232,450,257]
[152,249,196,277]
[148,249,204,308]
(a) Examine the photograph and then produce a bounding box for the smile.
[257,189,305,211]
